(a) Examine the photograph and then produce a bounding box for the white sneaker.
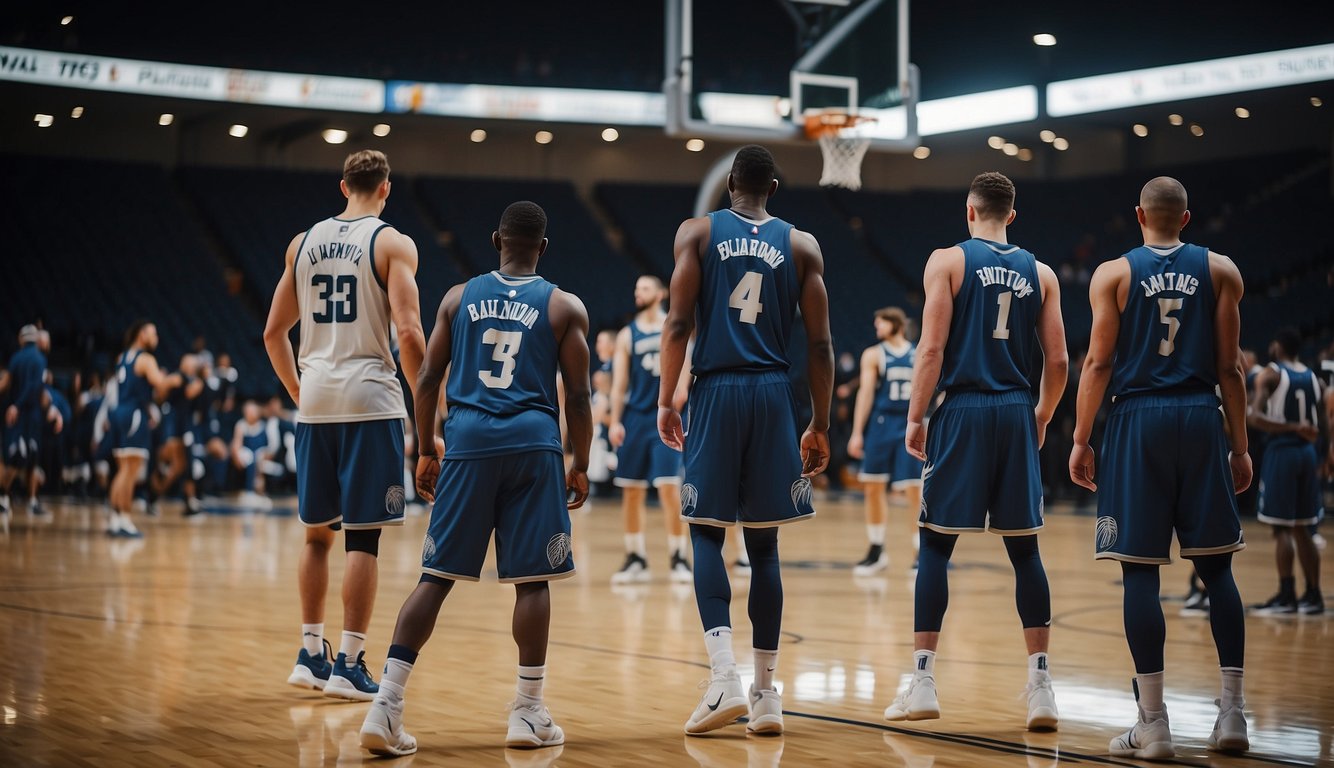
[106,510,122,536]
[746,685,783,734]
[669,552,693,583]
[1025,676,1059,731]
[685,672,748,734]
[1207,699,1249,754]
[853,545,889,576]
[1109,706,1173,760]
[117,514,143,538]
[610,553,650,584]
[884,675,940,721]
[506,701,565,748]
[733,559,752,578]
[360,696,417,757]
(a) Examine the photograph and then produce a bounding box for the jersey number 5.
[479,329,523,389]
[1157,298,1184,357]
[312,275,357,323]
[729,271,764,324]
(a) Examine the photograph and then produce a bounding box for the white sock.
[704,627,736,676]
[1136,671,1165,717]
[913,649,936,678]
[669,534,688,558]
[1220,667,1244,709]
[340,630,366,662]
[913,531,921,551]
[380,658,413,701]
[1027,652,1050,686]
[302,623,324,656]
[626,532,646,558]
[753,648,778,691]
[517,664,546,707]
[867,523,886,546]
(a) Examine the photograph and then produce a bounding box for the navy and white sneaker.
[287,640,333,690]
[325,651,379,701]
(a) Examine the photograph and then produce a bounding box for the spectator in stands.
[215,352,239,402]
[231,399,273,509]
[263,395,297,495]
[191,335,215,369]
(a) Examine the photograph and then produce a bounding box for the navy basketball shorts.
[108,406,151,460]
[296,418,406,530]
[421,450,574,583]
[1095,392,1244,564]
[919,390,1043,535]
[614,409,682,488]
[682,371,815,528]
[859,412,924,488]
[1257,440,1323,527]
[3,409,42,470]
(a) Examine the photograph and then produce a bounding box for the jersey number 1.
[479,329,523,389]
[729,271,764,324]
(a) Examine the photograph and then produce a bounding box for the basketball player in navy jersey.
[1248,328,1325,615]
[107,321,181,537]
[885,172,1066,731]
[1071,177,1251,758]
[657,145,833,736]
[610,275,691,584]
[265,150,427,702]
[358,201,591,756]
[3,326,48,517]
[847,307,923,574]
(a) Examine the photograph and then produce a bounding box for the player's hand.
[287,386,300,409]
[905,421,927,462]
[658,406,684,451]
[4,405,15,427]
[415,454,441,504]
[847,432,864,460]
[800,428,830,477]
[1034,410,1050,450]
[51,409,63,435]
[608,421,626,448]
[1069,443,1097,491]
[1228,451,1252,495]
[565,467,589,510]
[1295,423,1319,443]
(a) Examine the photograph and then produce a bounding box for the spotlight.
[1234,107,1250,119]
[159,113,174,126]
[912,146,930,160]
[1168,114,1183,126]
[1039,130,1056,143]
[535,130,554,144]
[229,124,248,138]
[686,138,705,152]
[372,123,391,137]
[1132,124,1149,137]
[1052,137,1069,151]
[601,127,619,142]
[1017,148,1034,162]
[60,15,73,25]
[34,113,53,128]
[1189,123,1204,137]
[70,106,84,119]
[321,129,348,145]
[987,135,1005,149]
[470,129,487,143]
[1032,33,1057,46]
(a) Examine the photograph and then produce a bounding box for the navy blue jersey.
[692,210,799,375]
[7,343,47,412]
[115,350,153,411]
[627,320,662,414]
[445,271,561,459]
[937,239,1042,393]
[1264,361,1322,448]
[239,419,270,454]
[873,341,915,417]
[1110,244,1216,398]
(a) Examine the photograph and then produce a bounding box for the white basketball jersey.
[294,216,406,424]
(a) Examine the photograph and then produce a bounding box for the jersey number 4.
[729,271,764,324]
[479,329,522,389]
[311,275,357,323]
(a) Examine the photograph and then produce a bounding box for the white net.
[816,130,872,190]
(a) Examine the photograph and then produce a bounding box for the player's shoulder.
[551,288,590,321]
[1091,254,1131,282]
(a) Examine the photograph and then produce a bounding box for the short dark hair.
[969,172,1016,221]
[637,274,665,289]
[124,319,151,350]
[731,145,777,195]
[1275,327,1302,358]
[498,201,547,241]
[343,150,390,194]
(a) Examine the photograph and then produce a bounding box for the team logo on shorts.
[790,478,813,511]
[1096,516,1118,550]
[921,461,935,483]
[385,485,406,516]
[546,533,572,568]
[422,534,436,563]
[680,483,699,515]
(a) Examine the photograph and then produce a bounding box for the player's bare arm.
[381,228,427,398]
[412,284,465,502]
[1069,258,1126,491]
[1246,366,1316,440]
[905,246,962,461]
[552,289,593,509]
[263,232,304,406]
[135,350,176,397]
[608,326,633,448]
[658,216,708,451]
[1210,250,1251,493]
[1033,261,1070,449]
[794,227,833,476]
[847,344,883,460]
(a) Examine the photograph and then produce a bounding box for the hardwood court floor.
[0,494,1329,767]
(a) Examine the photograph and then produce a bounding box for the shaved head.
[1139,176,1188,230]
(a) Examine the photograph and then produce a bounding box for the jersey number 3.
[729,271,764,324]
[312,275,357,323]
[479,329,523,389]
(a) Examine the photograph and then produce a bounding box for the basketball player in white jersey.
[264,150,427,702]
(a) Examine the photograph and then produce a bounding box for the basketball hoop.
[804,109,876,191]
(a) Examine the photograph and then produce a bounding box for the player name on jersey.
[466,298,542,329]
[305,241,365,265]
[1139,271,1200,297]
[715,237,786,268]
[974,266,1035,298]
[633,334,661,355]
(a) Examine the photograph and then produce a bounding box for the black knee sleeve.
[345,528,381,556]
